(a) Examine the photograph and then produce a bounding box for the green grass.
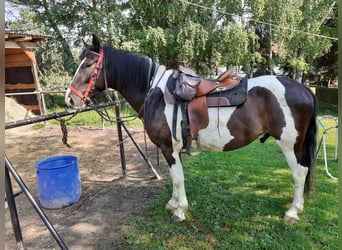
[43,93,143,128]
[46,106,143,128]
[122,139,338,249]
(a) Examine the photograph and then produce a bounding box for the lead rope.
[55,111,79,148]
[59,118,70,148]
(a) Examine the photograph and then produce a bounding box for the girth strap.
[171,99,202,155]
[172,99,179,141]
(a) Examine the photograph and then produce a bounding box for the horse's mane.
[103,46,152,94]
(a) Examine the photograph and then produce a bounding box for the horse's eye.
[85,62,91,67]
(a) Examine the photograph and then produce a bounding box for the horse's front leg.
[165,180,178,211]
[166,151,188,222]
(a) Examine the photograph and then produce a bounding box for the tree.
[247,0,336,81]
[215,24,251,70]
[6,0,337,83]
[6,0,77,76]
[125,0,216,74]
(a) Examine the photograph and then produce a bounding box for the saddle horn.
[218,68,236,82]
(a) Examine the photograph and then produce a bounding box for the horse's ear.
[82,39,88,48]
[92,34,101,51]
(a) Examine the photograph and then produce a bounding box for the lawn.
[121,138,338,249]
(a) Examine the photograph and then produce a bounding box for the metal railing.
[316,115,338,180]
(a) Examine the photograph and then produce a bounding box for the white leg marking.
[168,149,188,221]
[162,84,188,220]
[165,180,178,211]
[277,140,308,222]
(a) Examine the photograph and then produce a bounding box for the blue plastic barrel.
[35,155,81,209]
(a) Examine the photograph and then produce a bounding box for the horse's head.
[65,34,105,109]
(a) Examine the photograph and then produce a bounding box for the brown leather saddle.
[165,66,247,155]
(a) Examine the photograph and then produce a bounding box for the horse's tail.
[302,90,317,195]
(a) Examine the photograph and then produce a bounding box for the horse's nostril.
[65,96,74,107]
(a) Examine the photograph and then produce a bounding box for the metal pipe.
[5,100,124,130]
[120,122,161,180]
[114,103,127,177]
[5,167,24,250]
[5,156,68,249]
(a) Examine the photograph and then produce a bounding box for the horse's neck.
[111,70,149,114]
[118,85,147,114]
[105,48,153,114]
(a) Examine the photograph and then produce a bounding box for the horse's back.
[248,75,314,104]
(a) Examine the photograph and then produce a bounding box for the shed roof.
[5,30,52,42]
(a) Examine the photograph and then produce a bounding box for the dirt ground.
[5,123,170,249]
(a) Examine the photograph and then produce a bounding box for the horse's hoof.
[171,214,184,223]
[165,203,177,211]
[283,215,299,224]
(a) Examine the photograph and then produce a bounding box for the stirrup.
[187,137,202,156]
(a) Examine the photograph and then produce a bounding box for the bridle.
[68,49,105,104]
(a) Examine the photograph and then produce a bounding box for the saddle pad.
[165,76,248,107]
[206,77,247,107]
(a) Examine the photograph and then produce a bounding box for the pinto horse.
[65,35,317,223]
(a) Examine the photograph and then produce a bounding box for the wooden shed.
[5,31,51,115]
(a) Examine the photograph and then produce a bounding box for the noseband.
[68,49,104,104]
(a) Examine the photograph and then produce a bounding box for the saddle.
[174,65,240,100]
[165,66,247,155]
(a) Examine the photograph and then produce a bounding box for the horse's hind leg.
[277,140,308,223]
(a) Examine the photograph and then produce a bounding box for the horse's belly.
[198,107,236,151]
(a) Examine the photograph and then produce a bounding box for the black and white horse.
[65,35,316,223]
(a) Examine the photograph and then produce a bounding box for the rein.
[94,60,163,124]
[68,49,105,104]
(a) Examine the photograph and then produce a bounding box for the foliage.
[176,21,209,70]
[216,24,252,69]
[140,26,167,61]
[35,41,72,89]
[5,0,337,83]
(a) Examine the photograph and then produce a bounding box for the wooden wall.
[5,48,42,115]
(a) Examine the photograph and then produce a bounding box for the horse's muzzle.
[64,87,86,110]
[64,88,73,107]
